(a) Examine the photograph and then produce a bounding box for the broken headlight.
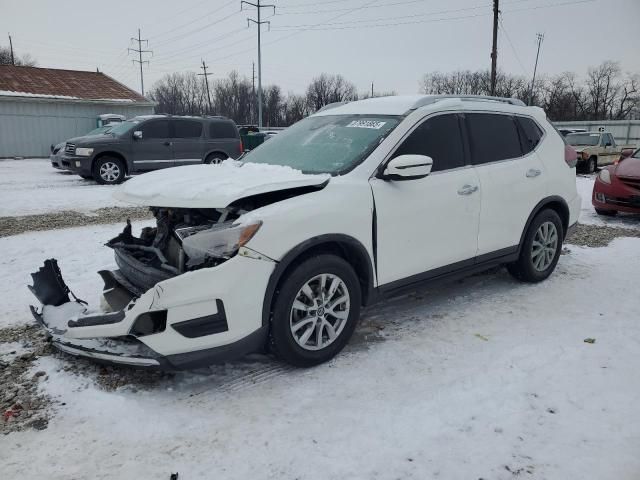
[177,221,262,267]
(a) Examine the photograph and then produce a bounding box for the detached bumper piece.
[29,259,163,368]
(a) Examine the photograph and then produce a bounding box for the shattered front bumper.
[28,254,274,370]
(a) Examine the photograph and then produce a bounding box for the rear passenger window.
[466,113,522,165]
[210,122,238,139]
[141,120,170,139]
[516,116,543,154]
[392,114,465,172]
[173,120,203,138]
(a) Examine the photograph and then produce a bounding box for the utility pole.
[128,29,152,96]
[529,33,544,106]
[371,82,374,97]
[251,61,256,124]
[198,59,213,114]
[8,34,15,65]
[490,0,499,96]
[242,0,276,129]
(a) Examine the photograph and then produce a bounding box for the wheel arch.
[261,234,375,328]
[518,196,570,253]
[92,151,128,174]
[204,150,230,162]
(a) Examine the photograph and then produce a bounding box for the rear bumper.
[28,253,275,370]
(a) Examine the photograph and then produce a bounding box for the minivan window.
[141,120,170,139]
[467,113,522,165]
[392,114,465,172]
[516,116,544,154]
[243,114,401,174]
[210,122,239,139]
[173,119,203,138]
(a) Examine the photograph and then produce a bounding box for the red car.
[592,148,640,216]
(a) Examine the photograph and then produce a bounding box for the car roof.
[312,94,528,117]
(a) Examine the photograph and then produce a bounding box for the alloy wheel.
[99,162,121,183]
[289,273,350,351]
[531,221,558,272]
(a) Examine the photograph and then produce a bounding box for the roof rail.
[411,95,526,110]
[317,101,349,113]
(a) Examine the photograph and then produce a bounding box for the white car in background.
[29,95,581,369]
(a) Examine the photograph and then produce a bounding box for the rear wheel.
[204,152,228,165]
[92,157,125,185]
[586,156,597,174]
[269,254,361,367]
[595,208,617,216]
[507,209,563,283]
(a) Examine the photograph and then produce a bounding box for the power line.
[128,29,153,96]
[242,0,276,128]
[498,16,529,76]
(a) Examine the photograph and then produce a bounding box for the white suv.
[29,95,581,369]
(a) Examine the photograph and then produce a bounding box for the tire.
[269,254,362,367]
[92,156,126,185]
[507,209,564,283]
[586,156,597,174]
[595,208,617,216]
[204,152,228,165]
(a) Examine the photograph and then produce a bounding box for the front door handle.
[457,184,478,195]
[526,168,542,178]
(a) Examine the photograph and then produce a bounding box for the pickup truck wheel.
[587,157,597,174]
[204,153,227,165]
[269,254,361,367]
[507,209,563,283]
[93,157,125,185]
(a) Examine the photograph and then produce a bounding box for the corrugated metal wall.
[553,120,640,148]
[0,98,154,158]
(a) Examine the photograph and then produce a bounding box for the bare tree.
[306,73,357,112]
[0,46,37,66]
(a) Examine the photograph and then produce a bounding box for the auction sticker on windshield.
[346,120,387,129]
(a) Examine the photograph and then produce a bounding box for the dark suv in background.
[60,115,242,184]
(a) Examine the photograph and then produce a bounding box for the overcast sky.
[2,0,639,97]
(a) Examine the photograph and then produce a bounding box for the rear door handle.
[526,168,542,178]
[457,184,478,195]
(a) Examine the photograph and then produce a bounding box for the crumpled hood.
[114,161,331,208]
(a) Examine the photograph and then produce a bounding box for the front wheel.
[92,157,126,185]
[507,209,563,283]
[269,254,361,367]
[586,157,597,174]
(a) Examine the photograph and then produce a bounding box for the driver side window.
[141,120,170,139]
[392,114,465,172]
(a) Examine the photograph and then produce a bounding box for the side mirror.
[620,148,634,161]
[133,130,143,140]
[381,154,433,180]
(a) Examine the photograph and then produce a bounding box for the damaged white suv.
[29,95,581,369]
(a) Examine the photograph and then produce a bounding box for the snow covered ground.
[1,220,640,479]
[576,174,640,229]
[0,159,127,216]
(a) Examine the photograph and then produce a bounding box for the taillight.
[564,145,578,168]
[239,140,244,154]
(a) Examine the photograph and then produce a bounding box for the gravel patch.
[566,222,640,247]
[0,206,152,238]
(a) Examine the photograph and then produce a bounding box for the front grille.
[619,176,640,192]
[604,195,640,208]
[65,143,75,155]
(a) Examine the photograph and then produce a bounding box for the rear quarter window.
[210,121,239,139]
[466,113,522,165]
[516,116,544,154]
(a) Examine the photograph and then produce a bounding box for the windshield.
[108,120,140,136]
[86,126,112,136]
[566,133,600,146]
[242,114,402,174]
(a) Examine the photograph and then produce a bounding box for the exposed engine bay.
[106,205,255,294]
